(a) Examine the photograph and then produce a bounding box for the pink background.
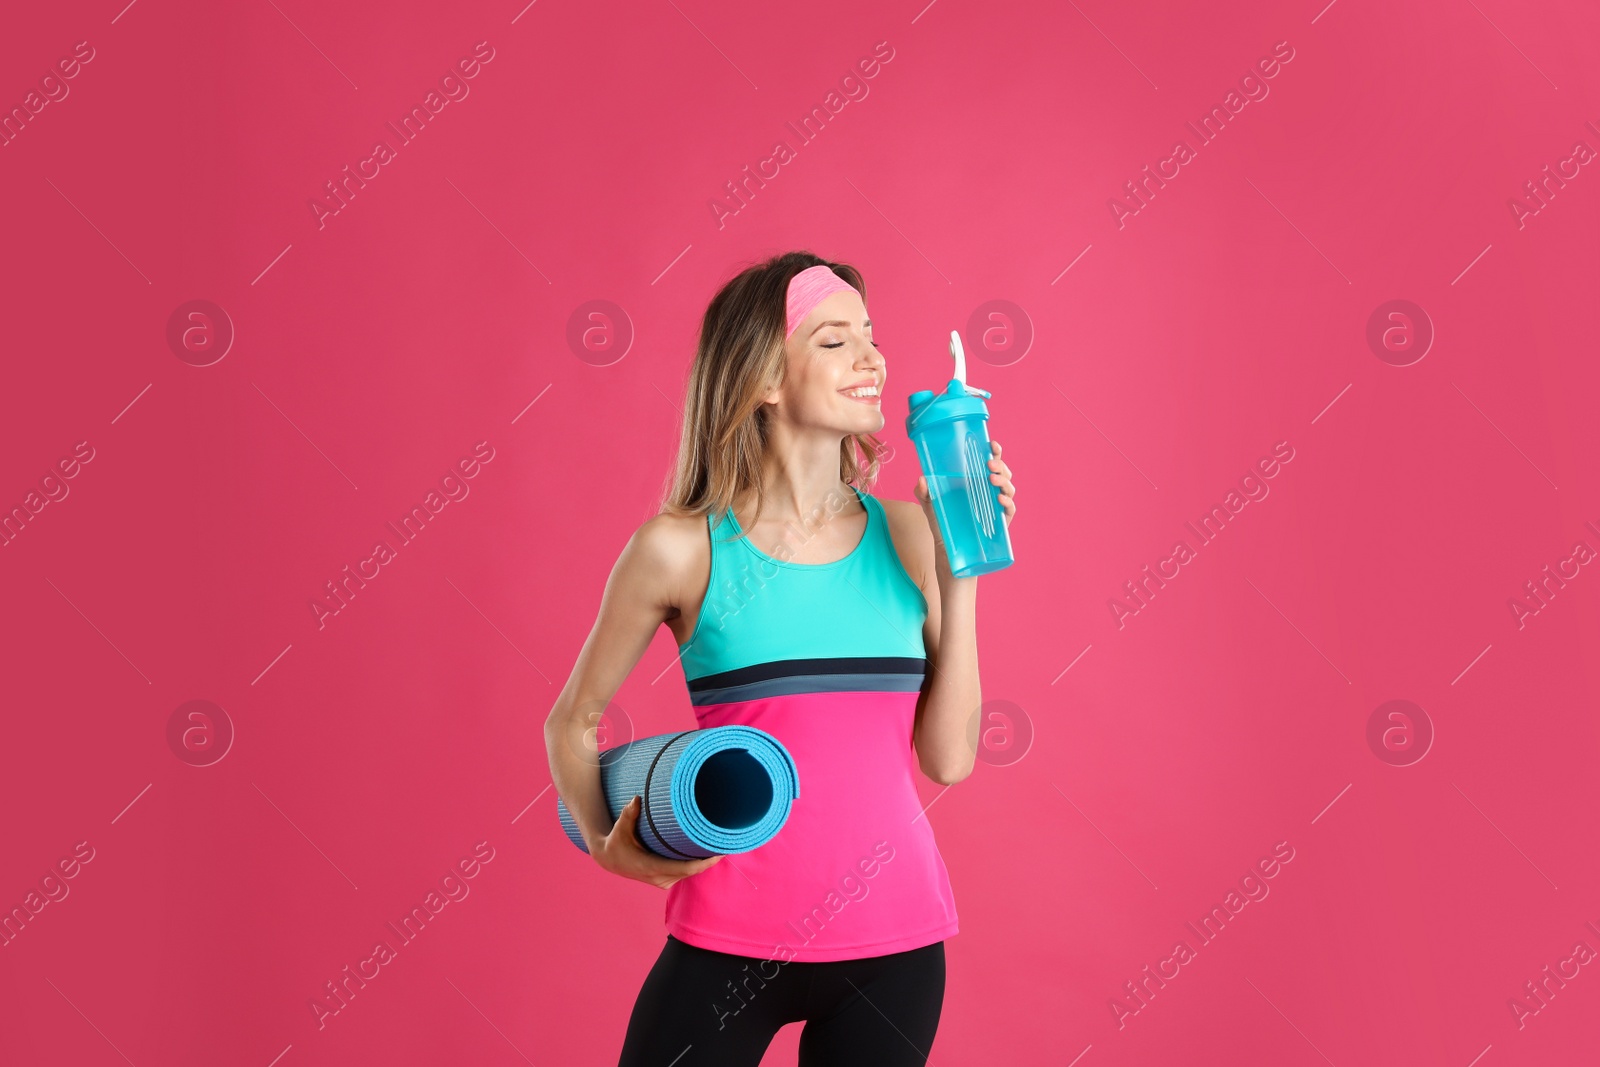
[2,0,1598,1064]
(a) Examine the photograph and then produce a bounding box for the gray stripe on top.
[690,672,928,707]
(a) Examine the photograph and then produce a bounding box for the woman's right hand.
[590,795,723,889]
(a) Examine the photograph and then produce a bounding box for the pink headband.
[785,265,860,340]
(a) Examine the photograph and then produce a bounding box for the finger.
[612,795,641,835]
[638,854,720,886]
[990,440,1002,456]
[670,853,722,874]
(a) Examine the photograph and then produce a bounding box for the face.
[764,288,885,435]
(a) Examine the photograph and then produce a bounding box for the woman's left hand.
[914,438,1017,583]
[988,440,1016,528]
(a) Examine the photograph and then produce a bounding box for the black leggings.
[617,935,946,1067]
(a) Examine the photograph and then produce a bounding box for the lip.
[839,380,882,404]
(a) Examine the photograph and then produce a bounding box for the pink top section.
[785,265,861,340]
[664,690,960,962]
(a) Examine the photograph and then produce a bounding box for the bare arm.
[907,518,982,787]
[906,440,1018,786]
[542,516,721,888]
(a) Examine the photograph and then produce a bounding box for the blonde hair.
[658,251,889,530]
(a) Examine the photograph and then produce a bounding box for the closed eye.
[822,342,879,349]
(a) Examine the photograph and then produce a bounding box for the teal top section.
[678,486,929,682]
[906,378,992,435]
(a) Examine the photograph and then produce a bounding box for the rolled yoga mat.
[557,725,801,859]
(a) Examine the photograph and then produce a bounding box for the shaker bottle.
[905,331,1015,578]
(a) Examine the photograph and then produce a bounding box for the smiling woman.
[544,250,1016,1067]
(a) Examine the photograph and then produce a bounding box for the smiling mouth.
[840,385,881,401]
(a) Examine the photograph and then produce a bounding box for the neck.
[745,423,857,527]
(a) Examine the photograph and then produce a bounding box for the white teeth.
[844,386,879,398]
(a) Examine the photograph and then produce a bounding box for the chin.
[825,401,885,435]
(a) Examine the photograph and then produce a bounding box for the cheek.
[791,362,831,404]
[804,378,838,411]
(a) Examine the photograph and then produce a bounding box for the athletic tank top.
[664,484,960,962]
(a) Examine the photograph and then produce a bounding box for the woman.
[544,251,1016,1066]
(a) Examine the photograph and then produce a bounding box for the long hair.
[657,250,889,529]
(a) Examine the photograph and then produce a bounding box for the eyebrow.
[809,318,872,336]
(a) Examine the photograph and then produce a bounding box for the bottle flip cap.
[906,331,992,433]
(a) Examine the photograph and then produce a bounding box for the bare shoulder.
[626,510,706,578]
[618,510,709,618]
[876,496,933,592]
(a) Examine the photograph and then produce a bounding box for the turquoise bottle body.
[906,375,1015,578]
